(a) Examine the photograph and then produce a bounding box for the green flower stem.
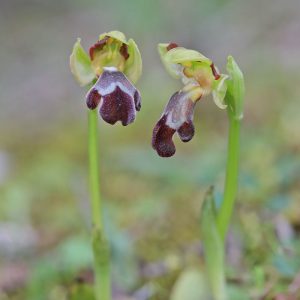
[217,109,241,243]
[88,109,111,300]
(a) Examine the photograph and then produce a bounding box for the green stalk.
[88,109,111,300]
[201,188,226,300]
[217,109,241,242]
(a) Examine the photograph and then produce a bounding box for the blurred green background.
[0,0,300,299]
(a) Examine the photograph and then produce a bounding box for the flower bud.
[225,56,245,120]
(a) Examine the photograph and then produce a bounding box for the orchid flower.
[152,43,228,157]
[70,31,142,125]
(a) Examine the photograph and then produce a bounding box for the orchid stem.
[88,109,111,300]
[217,109,241,243]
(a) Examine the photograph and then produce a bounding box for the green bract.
[69,31,142,86]
[225,56,245,120]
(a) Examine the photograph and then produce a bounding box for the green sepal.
[70,38,95,86]
[124,38,142,84]
[158,43,182,79]
[212,74,228,109]
[225,56,245,120]
[200,187,226,300]
[158,43,213,85]
[165,47,211,65]
[99,30,128,45]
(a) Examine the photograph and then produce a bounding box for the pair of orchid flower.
[70,31,241,157]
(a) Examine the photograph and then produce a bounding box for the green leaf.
[225,56,245,120]
[200,187,227,300]
[70,38,95,86]
[124,38,142,84]
[170,268,210,300]
[69,283,95,300]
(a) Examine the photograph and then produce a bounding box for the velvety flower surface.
[70,31,142,125]
[152,89,200,157]
[153,43,228,157]
[86,67,141,126]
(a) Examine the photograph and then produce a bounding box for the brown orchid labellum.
[86,67,141,126]
[152,88,201,157]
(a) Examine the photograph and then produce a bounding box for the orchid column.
[70,31,142,300]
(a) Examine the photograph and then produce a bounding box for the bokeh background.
[1,0,300,299]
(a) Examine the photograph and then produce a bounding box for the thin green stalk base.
[217,111,241,242]
[88,109,111,300]
[201,188,226,300]
[92,228,110,300]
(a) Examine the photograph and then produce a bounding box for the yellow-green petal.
[212,74,228,109]
[158,43,182,79]
[70,38,95,86]
[99,30,128,45]
[124,38,142,84]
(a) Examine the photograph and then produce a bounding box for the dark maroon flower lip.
[152,115,176,157]
[152,91,197,157]
[86,67,141,126]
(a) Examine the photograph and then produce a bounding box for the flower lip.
[86,89,101,110]
[85,67,141,126]
[99,85,136,125]
[152,90,198,157]
[152,115,176,157]
[177,121,195,142]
